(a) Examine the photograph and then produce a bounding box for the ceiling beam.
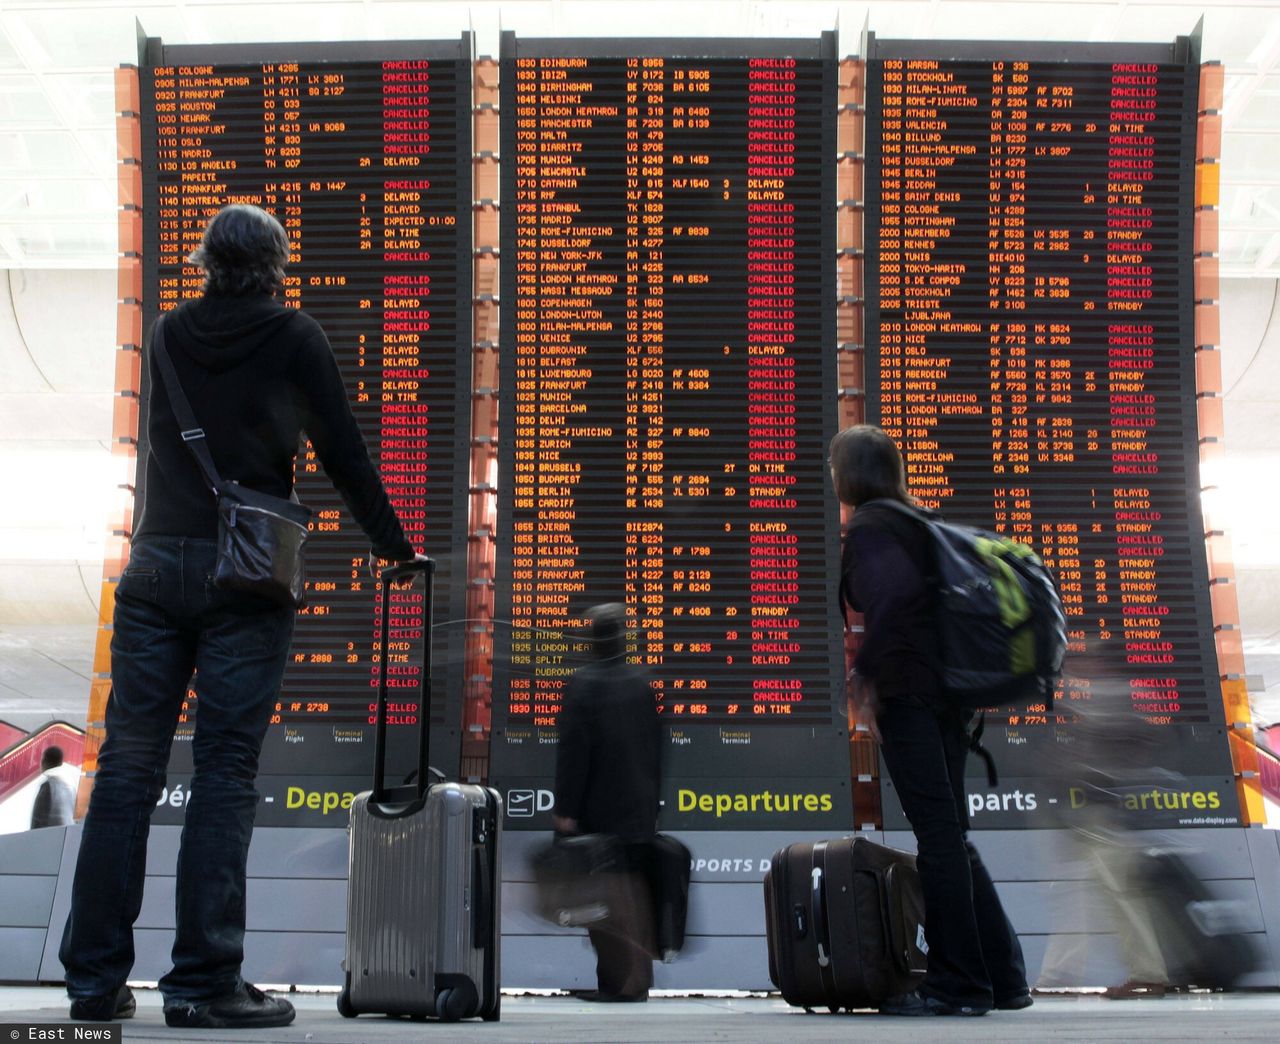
[1225,23,1280,129]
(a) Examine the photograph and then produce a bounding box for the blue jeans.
[60,537,295,1005]
[877,698,1028,1009]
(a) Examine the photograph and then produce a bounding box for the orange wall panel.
[1199,63,1224,112]
[1195,303,1220,347]
[114,66,139,114]
[1194,209,1219,255]
[1193,255,1219,301]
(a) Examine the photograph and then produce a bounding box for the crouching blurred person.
[553,604,662,1002]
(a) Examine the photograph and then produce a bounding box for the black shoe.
[880,989,989,1016]
[995,991,1034,1011]
[70,985,135,1021]
[577,990,649,1003]
[164,982,295,1028]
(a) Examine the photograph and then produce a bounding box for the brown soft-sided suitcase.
[338,559,502,1022]
[764,836,926,1011]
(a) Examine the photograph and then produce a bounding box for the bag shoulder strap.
[151,315,224,495]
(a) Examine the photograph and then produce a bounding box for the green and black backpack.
[865,499,1067,714]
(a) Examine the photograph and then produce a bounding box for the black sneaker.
[70,984,136,1021]
[164,982,295,1029]
[578,990,649,1003]
[995,991,1034,1010]
[880,989,989,1016]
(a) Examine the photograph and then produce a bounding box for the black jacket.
[841,500,941,703]
[31,774,75,829]
[134,290,413,562]
[554,659,662,842]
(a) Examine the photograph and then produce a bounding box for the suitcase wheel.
[434,974,480,1021]
[436,987,466,1022]
[336,983,356,1019]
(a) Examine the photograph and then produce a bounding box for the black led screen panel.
[491,34,850,832]
[137,37,472,824]
[863,35,1237,827]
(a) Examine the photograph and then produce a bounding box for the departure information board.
[491,36,850,830]
[865,37,1238,827]
[138,39,472,822]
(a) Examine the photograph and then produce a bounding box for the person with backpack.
[829,424,1032,1016]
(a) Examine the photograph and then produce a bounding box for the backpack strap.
[151,315,224,497]
[967,712,999,787]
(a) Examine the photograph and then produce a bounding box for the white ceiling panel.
[178,3,373,44]
[8,221,115,261]
[0,130,93,174]
[0,27,21,71]
[0,75,59,124]
[927,3,1130,41]
[0,179,113,218]
[40,72,118,127]
[1,7,140,70]
[1234,77,1280,128]
[1223,131,1280,168]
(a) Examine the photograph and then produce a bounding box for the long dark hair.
[828,424,913,507]
[188,204,290,295]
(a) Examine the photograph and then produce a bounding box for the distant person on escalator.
[31,746,75,829]
[59,204,424,1029]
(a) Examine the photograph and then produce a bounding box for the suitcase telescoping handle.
[372,557,436,804]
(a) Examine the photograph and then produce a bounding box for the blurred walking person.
[553,603,662,1001]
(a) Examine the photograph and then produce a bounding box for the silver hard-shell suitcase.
[338,559,502,1022]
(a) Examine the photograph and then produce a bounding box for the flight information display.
[491,36,850,830]
[864,37,1237,826]
[137,38,472,821]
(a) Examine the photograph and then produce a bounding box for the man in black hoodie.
[60,205,420,1029]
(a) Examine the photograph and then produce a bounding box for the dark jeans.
[60,537,294,1005]
[877,698,1028,1009]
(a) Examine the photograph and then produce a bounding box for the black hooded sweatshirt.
[133,290,414,563]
